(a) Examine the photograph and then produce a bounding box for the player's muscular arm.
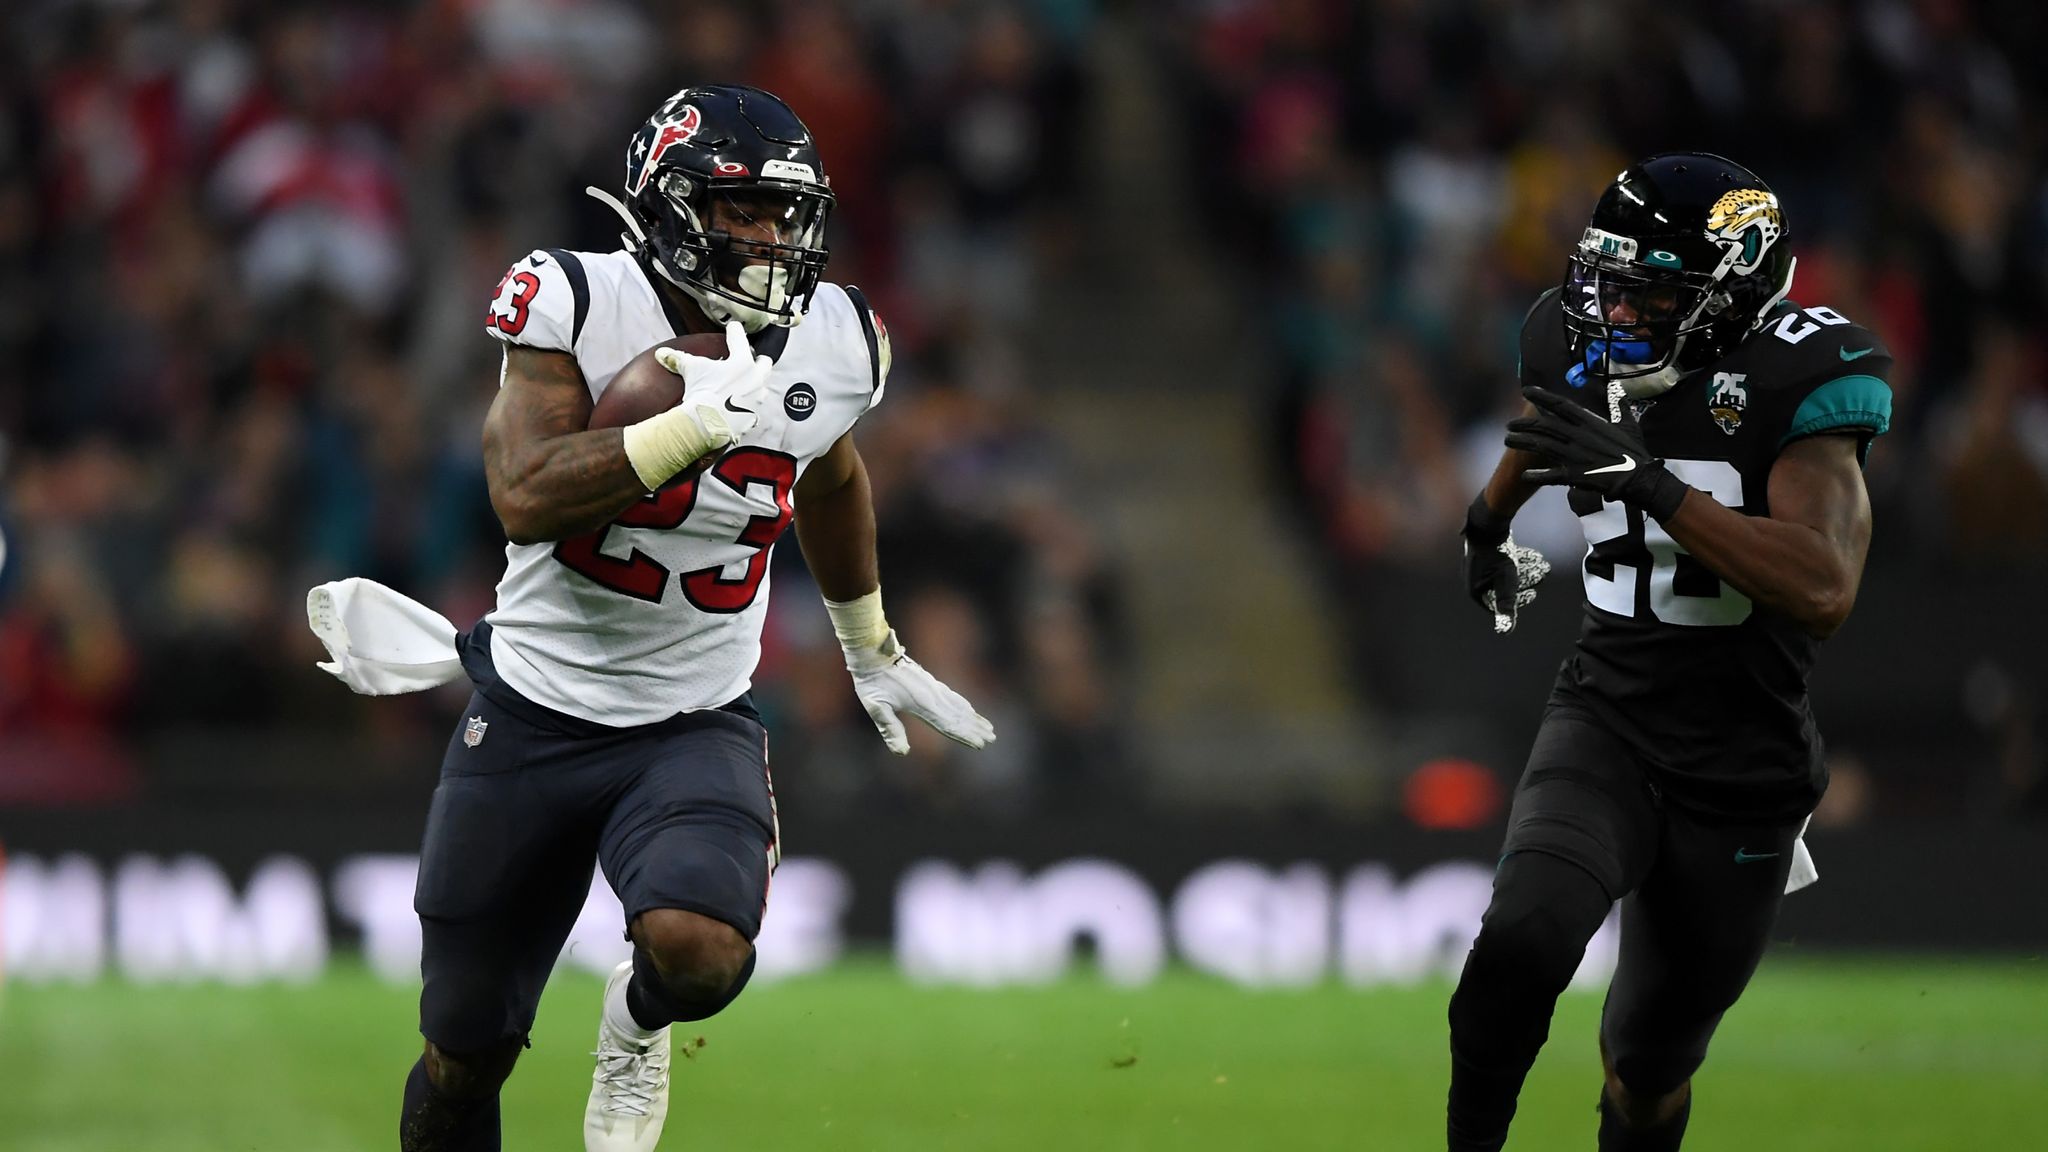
[482,346,648,545]
[1480,401,1546,519]
[1465,399,1557,633]
[795,429,994,753]
[792,432,880,601]
[1659,433,1872,638]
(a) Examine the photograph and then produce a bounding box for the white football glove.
[1483,539,1551,634]
[1462,494,1552,635]
[844,630,997,755]
[622,320,775,489]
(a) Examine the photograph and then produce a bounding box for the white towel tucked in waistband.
[1785,816,1818,894]
[307,578,465,696]
[305,577,1825,893]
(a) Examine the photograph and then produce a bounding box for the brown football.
[587,332,729,429]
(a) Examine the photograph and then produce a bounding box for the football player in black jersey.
[1447,154,1893,1152]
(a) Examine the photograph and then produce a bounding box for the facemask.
[1566,330,1687,399]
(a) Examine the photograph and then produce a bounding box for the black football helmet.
[1562,153,1796,398]
[589,85,833,331]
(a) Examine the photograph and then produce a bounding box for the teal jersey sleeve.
[1778,372,1893,450]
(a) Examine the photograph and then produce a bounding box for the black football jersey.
[1519,288,1894,821]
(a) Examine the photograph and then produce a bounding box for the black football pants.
[1445,703,1804,1151]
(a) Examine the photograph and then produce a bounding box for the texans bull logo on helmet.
[631,104,703,195]
[596,85,837,332]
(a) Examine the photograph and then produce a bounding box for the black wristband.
[1638,467,1691,523]
[1464,493,1513,543]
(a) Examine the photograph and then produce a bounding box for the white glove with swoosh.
[1506,385,1691,522]
[621,319,775,489]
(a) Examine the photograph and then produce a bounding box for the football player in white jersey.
[397,85,994,1152]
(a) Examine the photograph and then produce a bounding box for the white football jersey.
[481,248,887,725]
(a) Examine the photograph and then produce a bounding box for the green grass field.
[3,956,2044,1151]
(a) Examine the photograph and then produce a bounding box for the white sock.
[604,965,664,1043]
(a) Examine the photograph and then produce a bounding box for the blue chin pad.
[1565,330,1658,388]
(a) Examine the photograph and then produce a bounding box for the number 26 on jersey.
[1577,459,1753,627]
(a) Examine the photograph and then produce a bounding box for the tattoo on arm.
[482,345,648,544]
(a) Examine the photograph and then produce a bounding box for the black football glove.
[1505,386,1690,522]
[1462,493,1550,634]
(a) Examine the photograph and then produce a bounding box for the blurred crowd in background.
[3,0,2044,821]
[0,0,1122,811]
[1180,0,2048,571]
[1156,0,2048,822]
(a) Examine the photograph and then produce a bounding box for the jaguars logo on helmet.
[1704,188,1785,274]
[1561,154,1796,399]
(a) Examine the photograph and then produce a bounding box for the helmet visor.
[658,171,834,322]
[708,186,830,256]
[1562,252,1718,382]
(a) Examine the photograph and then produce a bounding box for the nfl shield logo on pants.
[463,716,488,748]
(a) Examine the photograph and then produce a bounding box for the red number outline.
[680,448,798,614]
[547,447,797,611]
[551,482,698,602]
[487,270,542,336]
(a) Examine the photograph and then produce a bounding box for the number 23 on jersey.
[487,269,542,336]
[552,447,797,613]
[1577,458,1752,627]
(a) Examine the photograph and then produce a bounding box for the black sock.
[1446,852,1613,1152]
[399,1055,502,1152]
[626,945,757,1028]
[1598,1087,1691,1152]
[625,946,684,1031]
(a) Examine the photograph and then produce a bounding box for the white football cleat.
[585,960,671,1151]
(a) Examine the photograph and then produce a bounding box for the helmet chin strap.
[586,185,650,257]
[586,184,798,333]
[1619,356,1686,399]
[1753,254,1797,326]
[681,279,787,334]
[1607,326,1686,399]
[1566,328,1683,400]
[681,268,802,333]
[1613,250,1789,400]
[1620,253,1794,402]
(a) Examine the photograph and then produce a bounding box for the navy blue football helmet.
[593,85,834,330]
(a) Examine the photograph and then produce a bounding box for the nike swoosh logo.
[1586,455,1637,475]
[1839,346,1874,361]
[529,253,549,266]
[723,398,752,414]
[1733,849,1782,864]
